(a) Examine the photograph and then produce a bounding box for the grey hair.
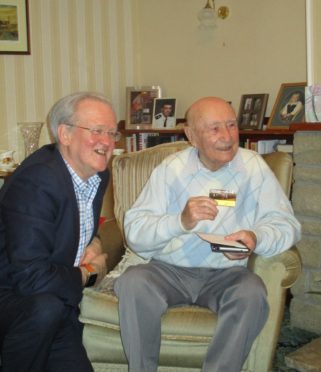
[47,91,114,143]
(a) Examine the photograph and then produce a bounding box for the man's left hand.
[222,230,257,261]
[80,236,104,264]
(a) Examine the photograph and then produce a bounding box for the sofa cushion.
[80,244,217,340]
[80,278,217,342]
[81,287,216,340]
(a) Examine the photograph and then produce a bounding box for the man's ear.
[57,124,72,145]
[184,126,196,147]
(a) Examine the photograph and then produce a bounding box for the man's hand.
[88,253,108,284]
[223,230,257,261]
[80,237,108,285]
[181,196,218,230]
[80,253,107,286]
[80,236,103,264]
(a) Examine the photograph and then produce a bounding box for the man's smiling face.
[58,98,117,180]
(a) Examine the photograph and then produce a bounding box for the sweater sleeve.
[124,163,186,259]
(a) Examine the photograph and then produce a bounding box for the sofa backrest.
[261,151,293,198]
[112,141,190,237]
[112,141,293,240]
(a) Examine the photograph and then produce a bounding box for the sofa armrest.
[245,247,301,371]
[98,218,125,272]
[248,246,301,288]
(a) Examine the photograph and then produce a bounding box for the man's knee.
[242,273,267,300]
[23,293,65,329]
[114,264,153,295]
[235,273,269,318]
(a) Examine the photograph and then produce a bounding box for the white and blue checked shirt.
[64,161,101,266]
[124,147,301,268]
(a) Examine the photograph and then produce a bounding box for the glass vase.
[18,122,44,159]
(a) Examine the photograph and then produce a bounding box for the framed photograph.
[126,86,161,129]
[0,0,30,54]
[237,94,269,130]
[152,98,177,129]
[267,82,306,129]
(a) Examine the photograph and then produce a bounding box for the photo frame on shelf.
[125,86,162,130]
[152,98,177,130]
[237,94,269,130]
[267,82,306,129]
[0,0,30,54]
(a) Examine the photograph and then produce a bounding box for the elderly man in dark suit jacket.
[0,92,120,371]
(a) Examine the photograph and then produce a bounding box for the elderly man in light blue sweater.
[114,97,301,372]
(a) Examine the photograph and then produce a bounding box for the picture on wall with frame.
[267,82,306,129]
[237,94,269,130]
[152,98,177,129]
[0,0,30,54]
[126,86,162,130]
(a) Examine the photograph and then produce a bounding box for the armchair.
[80,142,301,372]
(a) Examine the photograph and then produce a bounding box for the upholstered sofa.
[79,141,301,372]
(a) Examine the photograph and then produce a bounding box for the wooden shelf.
[239,129,295,135]
[118,119,314,136]
[121,128,185,135]
[119,120,296,137]
[290,123,321,131]
[117,119,321,151]
[118,119,185,135]
[239,129,295,143]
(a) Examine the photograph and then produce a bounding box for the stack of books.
[125,133,185,152]
[240,138,291,154]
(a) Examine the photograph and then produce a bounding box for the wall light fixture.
[198,0,229,29]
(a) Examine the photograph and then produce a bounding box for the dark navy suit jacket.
[0,144,108,307]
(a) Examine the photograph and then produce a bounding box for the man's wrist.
[80,266,89,286]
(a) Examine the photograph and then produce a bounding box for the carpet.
[272,306,321,371]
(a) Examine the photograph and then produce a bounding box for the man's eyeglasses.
[64,123,121,142]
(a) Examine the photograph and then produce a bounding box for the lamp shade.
[198,3,216,29]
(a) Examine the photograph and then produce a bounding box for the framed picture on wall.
[0,0,30,54]
[267,82,306,129]
[237,94,269,130]
[125,86,162,129]
[152,98,177,129]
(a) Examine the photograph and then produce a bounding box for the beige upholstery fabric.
[80,142,301,372]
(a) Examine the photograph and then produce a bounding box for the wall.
[134,0,307,118]
[291,131,321,333]
[307,0,321,84]
[0,0,136,161]
[0,0,307,161]
[315,1,321,83]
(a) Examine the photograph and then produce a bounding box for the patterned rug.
[272,306,321,371]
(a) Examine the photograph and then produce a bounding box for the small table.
[0,167,17,182]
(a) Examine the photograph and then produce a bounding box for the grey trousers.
[114,259,269,372]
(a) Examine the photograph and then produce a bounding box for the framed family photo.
[267,82,306,129]
[0,0,30,54]
[152,98,177,129]
[125,86,162,130]
[237,94,269,130]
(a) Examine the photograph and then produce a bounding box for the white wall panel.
[0,0,132,160]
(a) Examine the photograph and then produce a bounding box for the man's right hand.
[181,196,218,230]
[80,253,107,286]
[89,253,108,284]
